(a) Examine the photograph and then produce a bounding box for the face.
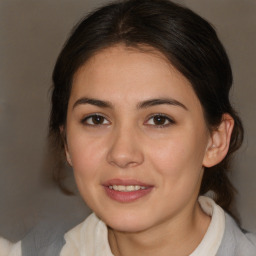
[64,45,212,232]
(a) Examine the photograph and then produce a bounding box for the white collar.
[190,196,225,256]
[61,196,225,256]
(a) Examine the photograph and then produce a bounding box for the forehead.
[70,44,200,110]
[73,45,174,84]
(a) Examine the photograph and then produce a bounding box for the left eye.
[146,114,174,127]
[82,114,110,126]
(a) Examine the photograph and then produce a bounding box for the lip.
[103,179,154,203]
[103,178,152,187]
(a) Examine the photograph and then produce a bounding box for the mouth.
[108,185,147,192]
[103,179,153,203]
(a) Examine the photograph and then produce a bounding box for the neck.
[108,202,210,256]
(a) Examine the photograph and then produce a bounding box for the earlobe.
[203,114,234,168]
[59,126,73,166]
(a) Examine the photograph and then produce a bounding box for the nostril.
[106,140,144,168]
[107,153,142,168]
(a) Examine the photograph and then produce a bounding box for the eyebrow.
[72,97,187,110]
[73,98,113,109]
[137,98,188,110]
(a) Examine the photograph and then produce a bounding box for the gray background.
[0,0,255,241]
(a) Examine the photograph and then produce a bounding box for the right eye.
[82,114,110,126]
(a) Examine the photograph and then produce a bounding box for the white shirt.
[0,238,21,256]
[61,196,225,256]
[0,196,225,256]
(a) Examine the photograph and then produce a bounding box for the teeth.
[109,185,147,192]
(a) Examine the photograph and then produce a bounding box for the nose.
[106,126,144,169]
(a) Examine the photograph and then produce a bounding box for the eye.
[145,114,175,127]
[82,114,110,126]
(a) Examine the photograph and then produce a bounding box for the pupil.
[154,116,165,125]
[92,115,103,124]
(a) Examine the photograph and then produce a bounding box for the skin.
[63,45,233,256]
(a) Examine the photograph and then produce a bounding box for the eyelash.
[145,113,175,128]
[81,113,111,126]
[81,113,175,128]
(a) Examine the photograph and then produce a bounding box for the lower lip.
[104,186,153,203]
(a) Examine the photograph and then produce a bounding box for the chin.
[108,220,149,233]
[98,211,154,233]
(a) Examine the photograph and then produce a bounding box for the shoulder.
[61,213,113,256]
[21,214,85,256]
[217,213,256,256]
[63,213,101,250]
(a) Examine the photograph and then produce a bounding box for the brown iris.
[153,115,168,125]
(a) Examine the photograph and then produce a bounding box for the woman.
[1,0,256,255]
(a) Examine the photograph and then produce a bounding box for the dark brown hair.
[49,0,243,217]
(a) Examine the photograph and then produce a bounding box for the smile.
[109,185,147,192]
[103,179,153,203]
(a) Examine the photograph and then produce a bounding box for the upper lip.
[103,178,153,187]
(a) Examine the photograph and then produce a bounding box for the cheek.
[149,136,206,209]
[148,129,207,180]
[67,135,105,180]
[68,137,105,207]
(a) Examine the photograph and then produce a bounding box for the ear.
[59,126,73,166]
[203,114,234,168]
